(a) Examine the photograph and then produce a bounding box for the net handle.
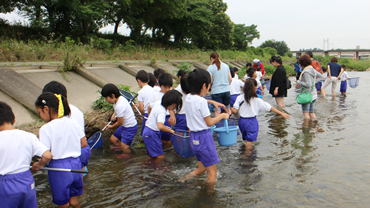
[90,120,113,149]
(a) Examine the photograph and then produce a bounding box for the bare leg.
[303,112,310,120]
[110,135,121,146]
[120,142,131,154]
[205,164,217,183]
[309,113,316,120]
[245,141,253,156]
[321,88,326,98]
[69,196,81,208]
[178,161,206,182]
[275,97,285,108]
[214,110,220,117]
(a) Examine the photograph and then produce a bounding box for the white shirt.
[233,95,271,117]
[113,96,137,127]
[235,74,239,79]
[150,91,171,116]
[340,71,349,81]
[175,85,187,114]
[138,85,156,114]
[256,71,262,81]
[184,94,210,132]
[0,129,48,175]
[153,85,161,92]
[257,78,262,88]
[146,102,166,131]
[230,77,244,95]
[69,104,84,129]
[39,117,85,159]
[244,75,250,81]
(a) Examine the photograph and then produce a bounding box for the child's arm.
[327,65,331,78]
[110,113,116,122]
[138,101,145,115]
[230,107,238,114]
[107,117,123,129]
[259,86,264,95]
[147,105,152,116]
[32,150,52,170]
[158,122,175,134]
[204,113,229,127]
[270,107,290,119]
[337,68,344,80]
[207,100,226,112]
[81,136,88,148]
[168,110,177,126]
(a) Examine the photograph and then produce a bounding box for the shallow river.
[34,71,370,207]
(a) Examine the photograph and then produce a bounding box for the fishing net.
[265,80,271,91]
[348,77,359,88]
[171,130,195,158]
[88,131,103,150]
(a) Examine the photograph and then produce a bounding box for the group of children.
[1,81,90,208]
[1,62,291,207]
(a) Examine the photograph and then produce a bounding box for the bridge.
[291,49,370,60]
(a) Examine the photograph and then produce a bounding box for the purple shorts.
[80,146,91,168]
[316,81,322,91]
[142,127,163,157]
[161,115,171,141]
[141,113,148,136]
[0,170,37,208]
[48,157,83,205]
[113,124,138,146]
[174,114,188,131]
[238,117,259,142]
[190,129,219,167]
[340,80,347,92]
[230,94,239,108]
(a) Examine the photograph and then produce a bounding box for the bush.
[263,47,277,57]
[93,85,135,111]
[285,51,293,58]
[237,66,247,79]
[264,65,275,75]
[176,62,194,73]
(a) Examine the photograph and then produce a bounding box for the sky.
[1,0,370,51]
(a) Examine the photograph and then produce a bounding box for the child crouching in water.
[181,69,229,183]
[231,79,290,152]
[142,90,182,160]
[0,102,52,208]
[35,92,87,208]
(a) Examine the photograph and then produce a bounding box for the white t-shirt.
[244,75,250,81]
[230,77,244,95]
[175,85,187,114]
[153,85,161,92]
[340,71,349,81]
[138,85,156,114]
[256,71,262,81]
[235,74,239,79]
[69,104,84,129]
[113,96,137,128]
[0,129,48,175]
[150,91,171,116]
[257,78,262,88]
[146,101,166,131]
[233,95,271,117]
[39,117,85,160]
[184,94,210,132]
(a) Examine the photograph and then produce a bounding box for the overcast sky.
[1,0,369,51]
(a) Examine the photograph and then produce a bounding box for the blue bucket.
[265,80,271,91]
[171,130,195,158]
[257,89,263,98]
[214,119,239,146]
[210,125,216,135]
[216,117,240,135]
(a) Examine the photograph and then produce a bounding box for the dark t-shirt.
[327,62,341,77]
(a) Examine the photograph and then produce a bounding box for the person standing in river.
[207,52,232,116]
[321,57,344,98]
[269,56,287,108]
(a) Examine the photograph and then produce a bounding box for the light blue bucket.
[214,119,239,146]
[210,125,216,135]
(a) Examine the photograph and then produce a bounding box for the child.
[153,68,165,92]
[340,65,349,95]
[142,90,182,159]
[35,92,87,207]
[256,66,263,82]
[136,70,156,135]
[231,79,289,152]
[101,84,138,153]
[0,102,52,208]
[174,74,190,130]
[182,69,229,183]
[176,69,187,84]
[233,67,239,79]
[149,73,176,143]
[244,66,255,81]
[42,81,90,170]
[230,67,245,108]
[247,68,264,95]
[148,73,157,88]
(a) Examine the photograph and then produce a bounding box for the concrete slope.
[18,70,101,113]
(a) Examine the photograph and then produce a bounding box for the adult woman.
[296,55,324,120]
[321,57,344,98]
[207,52,232,116]
[269,56,287,107]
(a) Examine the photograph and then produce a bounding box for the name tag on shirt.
[193,140,200,145]
[31,183,35,189]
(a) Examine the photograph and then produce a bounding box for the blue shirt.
[207,62,230,94]
[327,62,341,77]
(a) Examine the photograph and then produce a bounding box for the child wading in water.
[35,92,87,208]
[101,84,138,154]
[181,69,229,184]
[231,79,290,153]
[142,90,182,161]
[0,102,52,208]
[340,65,349,95]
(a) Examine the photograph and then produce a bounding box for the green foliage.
[176,62,194,73]
[150,57,157,64]
[237,66,248,79]
[263,47,277,57]
[264,65,275,75]
[93,85,135,111]
[260,40,290,56]
[264,64,295,76]
[232,24,260,51]
[285,51,293,58]
[91,36,112,51]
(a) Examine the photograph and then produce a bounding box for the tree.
[259,40,290,56]
[232,23,260,51]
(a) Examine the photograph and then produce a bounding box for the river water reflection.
[34,71,370,207]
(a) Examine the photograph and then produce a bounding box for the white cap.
[253,59,260,63]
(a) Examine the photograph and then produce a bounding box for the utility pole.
[327,38,329,51]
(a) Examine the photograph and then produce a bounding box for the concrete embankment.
[0,60,244,127]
